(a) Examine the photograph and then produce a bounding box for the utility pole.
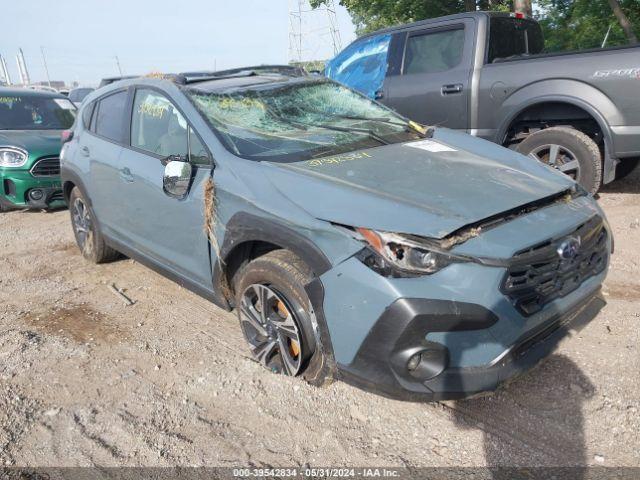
[114,56,123,76]
[16,49,31,86]
[0,55,11,85]
[40,46,52,87]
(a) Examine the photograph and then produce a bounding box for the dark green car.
[0,87,76,212]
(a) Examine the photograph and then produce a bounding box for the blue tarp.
[325,34,391,99]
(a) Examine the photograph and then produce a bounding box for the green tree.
[538,0,639,51]
[308,0,509,34]
[311,0,639,47]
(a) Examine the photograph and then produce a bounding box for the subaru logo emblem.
[557,236,581,260]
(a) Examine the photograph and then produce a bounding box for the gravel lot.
[0,170,639,468]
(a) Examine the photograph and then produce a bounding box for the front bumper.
[0,168,65,210]
[319,195,610,401]
[337,289,604,401]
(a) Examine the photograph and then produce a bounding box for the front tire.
[69,187,119,263]
[516,126,602,194]
[232,249,331,385]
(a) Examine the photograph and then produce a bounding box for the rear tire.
[232,249,332,386]
[516,126,602,194]
[69,186,119,263]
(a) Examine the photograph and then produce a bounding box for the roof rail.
[176,65,307,85]
[98,75,139,88]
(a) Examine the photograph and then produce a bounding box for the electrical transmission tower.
[288,0,343,64]
[324,0,342,56]
[288,0,304,63]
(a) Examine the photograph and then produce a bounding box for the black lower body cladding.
[338,290,604,401]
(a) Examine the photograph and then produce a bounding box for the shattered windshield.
[186,79,423,162]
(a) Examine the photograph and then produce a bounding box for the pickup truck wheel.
[69,187,119,264]
[233,250,331,385]
[516,127,602,194]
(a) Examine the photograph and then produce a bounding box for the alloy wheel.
[528,143,581,181]
[72,197,93,252]
[239,283,304,376]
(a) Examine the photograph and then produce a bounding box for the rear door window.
[94,91,127,142]
[325,34,391,99]
[130,89,188,158]
[488,17,544,63]
[404,27,465,74]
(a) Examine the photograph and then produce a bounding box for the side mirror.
[163,157,192,198]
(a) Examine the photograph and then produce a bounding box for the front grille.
[30,157,60,177]
[501,216,608,316]
[49,191,64,202]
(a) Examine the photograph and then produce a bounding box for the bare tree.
[513,0,532,16]
[607,0,638,44]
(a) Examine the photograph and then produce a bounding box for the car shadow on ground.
[599,168,640,194]
[451,354,595,473]
[448,295,605,474]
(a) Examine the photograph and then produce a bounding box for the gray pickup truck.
[326,11,640,193]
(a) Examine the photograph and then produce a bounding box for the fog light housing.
[394,344,448,381]
[407,353,422,372]
[29,189,44,201]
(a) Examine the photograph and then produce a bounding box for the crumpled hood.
[0,130,63,154]
[265,129,575,239]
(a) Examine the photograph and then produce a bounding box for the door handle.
[119,167,134,183]
[441,83,463,95]
[80,146,90,157]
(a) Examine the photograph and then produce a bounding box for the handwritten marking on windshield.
[0,97,21,104]
[307,152,372,167]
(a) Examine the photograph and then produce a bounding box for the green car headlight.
[0,147,28,167]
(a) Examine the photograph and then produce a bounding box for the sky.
[1,0,356,87]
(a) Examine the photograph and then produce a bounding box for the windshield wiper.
[306,111,432,138]
[290,120,390,146]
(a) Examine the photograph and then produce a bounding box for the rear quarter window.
[488,17,544,63]
[82,101,95,129]
[94,90,128,142]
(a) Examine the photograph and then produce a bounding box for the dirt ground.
[0,170,639,469]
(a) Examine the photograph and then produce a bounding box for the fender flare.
[211,213,338,369]
[61,166,93,206]
[212,212,333,304]
[494,80,621,183]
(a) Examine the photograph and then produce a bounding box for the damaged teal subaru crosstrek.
[60,68,612,400]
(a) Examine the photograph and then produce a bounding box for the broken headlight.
[356,228,463,276]
[0,147,28,168]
